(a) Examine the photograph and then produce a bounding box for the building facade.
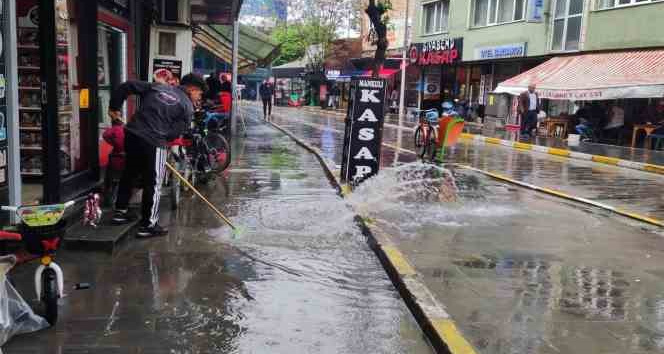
[409,0,664,119]
[0,0,244,222]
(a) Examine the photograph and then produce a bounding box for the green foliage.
[271,25,307,66]
[271,20,336,67]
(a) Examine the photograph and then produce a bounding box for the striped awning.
[494,50,664,100]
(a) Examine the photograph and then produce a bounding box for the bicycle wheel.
[42,268,58,325]
[204,133,231,173]
[428,132,438,163]
[414,126,424,148]
[416,127,431,159]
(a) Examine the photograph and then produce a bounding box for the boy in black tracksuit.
[109,74,205,237]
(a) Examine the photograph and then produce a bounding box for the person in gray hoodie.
[109,73,206,237]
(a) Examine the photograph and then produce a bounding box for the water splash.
[346,162,521,232]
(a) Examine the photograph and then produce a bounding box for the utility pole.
[231,19,240,135]
[396,0,410,164]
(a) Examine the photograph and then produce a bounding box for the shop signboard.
[409,38,463,67]
[153,58,183,80]
[474,43,527,60]
[526,0,544,22]
[341,78,386,185]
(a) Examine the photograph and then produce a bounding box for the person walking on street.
[109,73,205,237]
[260,80,273,120]
[519,84,539,138]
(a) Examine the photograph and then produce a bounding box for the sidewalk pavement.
[261,103,664,354]
[4,112,431,353]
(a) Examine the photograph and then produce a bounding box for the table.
[631,124,661,148]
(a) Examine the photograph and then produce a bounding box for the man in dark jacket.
[109,73,205,237]
[518,84,539,137]
[259,80,273,120]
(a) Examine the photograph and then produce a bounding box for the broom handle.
[165,162,236,230]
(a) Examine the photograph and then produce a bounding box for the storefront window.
[98,23,128,126]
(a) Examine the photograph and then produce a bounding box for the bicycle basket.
[425,110,439,124]
[19,219,67,255]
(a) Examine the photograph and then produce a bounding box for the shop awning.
[191,0,243,25]
[272,58,307,77]
[193,24,280,74]
[494,50,664,100]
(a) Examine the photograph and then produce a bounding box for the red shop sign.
[409,38,463,67]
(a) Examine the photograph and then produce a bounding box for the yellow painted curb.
[644,164,664,174]
[485,137,502,145]
[432,319,478,354]
[513,142,533,150]
[460,133,474,140]
[539,187,573,199]
[547,148,571,157]
[382,245,417,276]
[615,210,664,227]
[592,155,620,165]
[340,184,352,197]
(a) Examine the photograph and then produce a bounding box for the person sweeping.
[109,73,206,237]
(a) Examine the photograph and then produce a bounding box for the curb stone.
[268,120,478,354]
[460,133,664,176]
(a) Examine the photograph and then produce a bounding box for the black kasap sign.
[341,78,386,185]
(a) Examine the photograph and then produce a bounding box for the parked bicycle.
[164,106,232,210]
[414,108,440,162]
[0,200,75,326]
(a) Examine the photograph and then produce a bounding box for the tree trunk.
[366,0,388,78]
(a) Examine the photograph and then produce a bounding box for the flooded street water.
[261,104,664,353]
[3,120,432,353]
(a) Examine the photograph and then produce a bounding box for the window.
[551,0,584,51]
[599,0,658,8]
[158,32,177,56]
[473,0,526,27]
[421,0,450,34]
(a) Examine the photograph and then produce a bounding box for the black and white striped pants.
[115,129,167,227]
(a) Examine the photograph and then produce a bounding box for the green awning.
[193,24,280,73]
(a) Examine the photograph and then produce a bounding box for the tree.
[365,0,392,77]
[270,0,358,105]
[271,25,307,66]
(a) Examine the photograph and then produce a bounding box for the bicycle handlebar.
[1,200,76,213]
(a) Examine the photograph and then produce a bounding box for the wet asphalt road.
[265,104,664,220]
[260,103,664,353]
[3,117,432,353]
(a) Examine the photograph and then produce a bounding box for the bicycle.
[0,200,75,326]
[165,137,192,210]
[191,107,232,176]
[413,108,439,162]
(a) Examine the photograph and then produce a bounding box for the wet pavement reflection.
[264,105,664,220]
[3,117,432,353]
[261,104,664,353]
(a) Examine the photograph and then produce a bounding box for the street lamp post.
[396,0,411,164]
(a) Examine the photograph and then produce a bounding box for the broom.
[165,162,236,231]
